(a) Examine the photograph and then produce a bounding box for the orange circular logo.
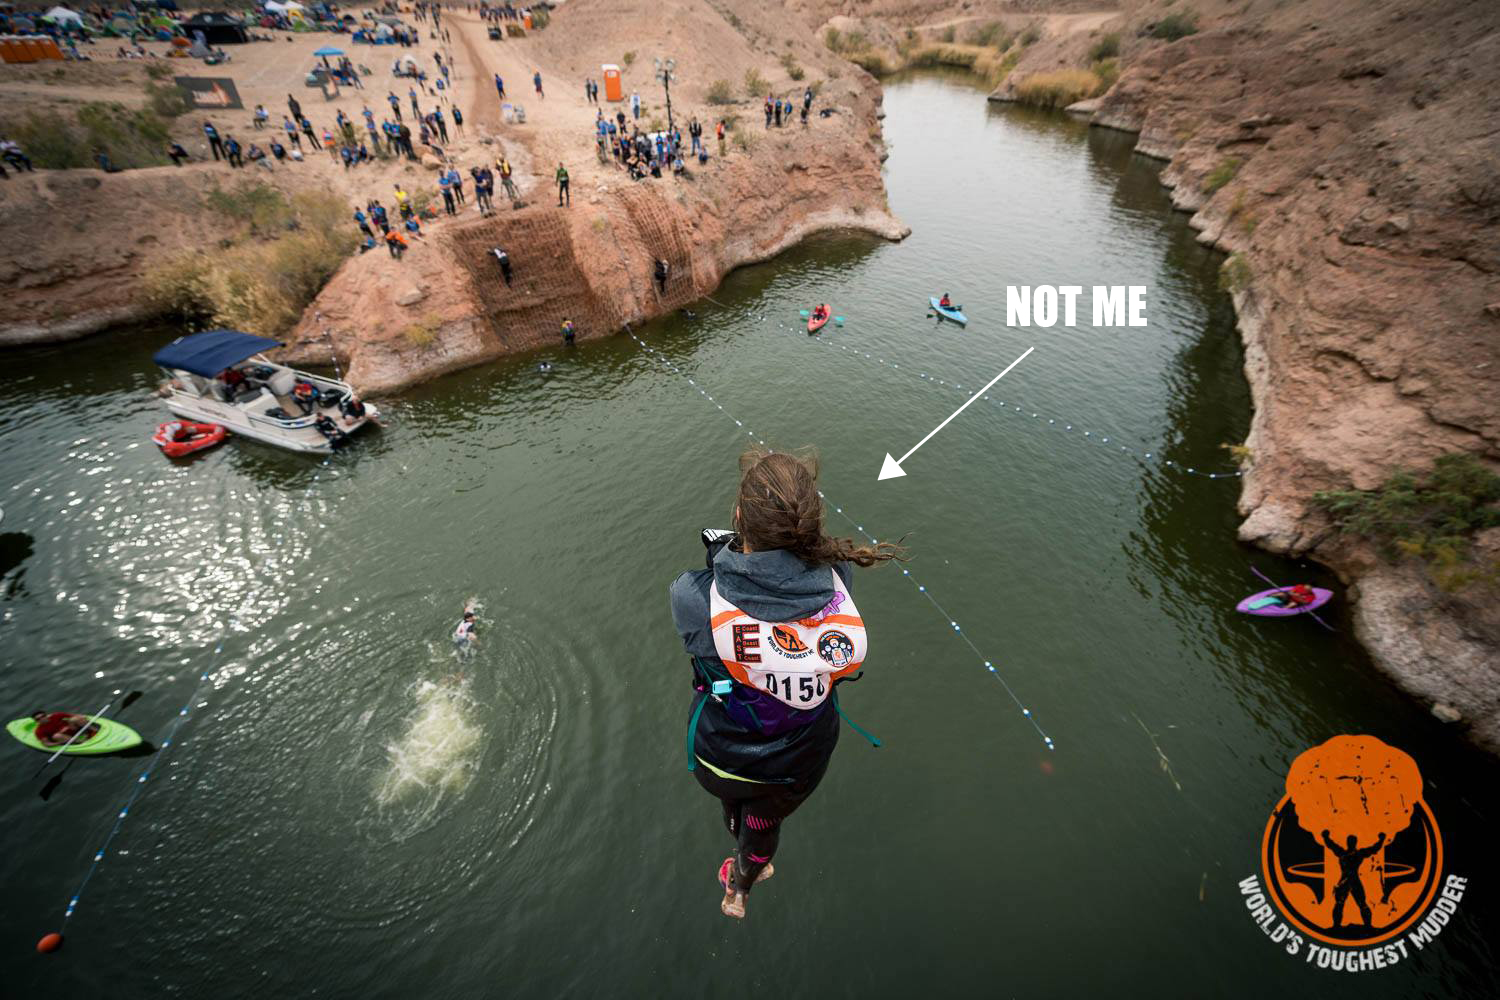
[1260,735,1443,947]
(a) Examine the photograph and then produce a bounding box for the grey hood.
[711,546,839,622]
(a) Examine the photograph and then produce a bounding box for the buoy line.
[763,315,1245,480]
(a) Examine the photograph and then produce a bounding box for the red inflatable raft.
[152,421,227,458]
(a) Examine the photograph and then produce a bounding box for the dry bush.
[848,49,893,75]
[1012,69,1104,108]
[144,190,353,336]
[707,79,735,104]
[743,68,769,96]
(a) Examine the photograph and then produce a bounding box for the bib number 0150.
[761,671,826,704]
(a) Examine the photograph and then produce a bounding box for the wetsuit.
[671,532,861,893]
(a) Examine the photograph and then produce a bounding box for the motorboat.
[154,330,379,454]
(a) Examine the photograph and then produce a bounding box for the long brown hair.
[733,450,904,568]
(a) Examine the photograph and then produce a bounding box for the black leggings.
[693,759,828,892]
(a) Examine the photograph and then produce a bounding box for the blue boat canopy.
[153,330,282,377]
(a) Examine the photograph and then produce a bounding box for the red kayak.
[152,421,227,459]
[807,305,832,334]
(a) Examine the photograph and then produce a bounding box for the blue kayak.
[930,297,967,325]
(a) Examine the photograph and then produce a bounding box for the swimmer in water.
[453,610,477,649]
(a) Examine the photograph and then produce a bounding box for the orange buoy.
[37,932,63,953]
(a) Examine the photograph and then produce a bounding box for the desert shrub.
[1313,453,1500,590]
[1150,12,1198,41]
[780,52,805,81]
[969,21,1008,47]
[824,27,866,54]
[402,315,440,349]
[144,62,173,80]
[622,50,635,67]
[3,102,173,169]
[731,130,756,152]
[848,49,893,75]
[1202,156,1241,193]
[1092,57,1120,91]
[940,26,956,43]
[1020,23,1041,46]
[706,79,735,104]
[205,182,294,235]
[1012,68,1104,108]
[1089,32,1121,61]
[744,68,769,96]
[530,8,549,29]
[143,190,353,337]
[144,81,189,118]
[1218,252,1252,292]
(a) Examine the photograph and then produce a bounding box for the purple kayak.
[1236,587,1334,617]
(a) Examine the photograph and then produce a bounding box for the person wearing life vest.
[670,450,902,919]
[1275,584,1316,607]
[939,293,953,310]
[30,711,99,748]
[811,304,828,323]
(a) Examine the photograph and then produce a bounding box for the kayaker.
[30,711,98,747]
[670,450,901,919]
[1273,584,1317,607]
[939,293,954,310]
[811,304,828,323]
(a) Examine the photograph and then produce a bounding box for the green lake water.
[2,70,1497,998]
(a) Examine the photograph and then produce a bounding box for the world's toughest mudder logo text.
[1240,735,1468,972]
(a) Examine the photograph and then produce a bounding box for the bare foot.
[716,858,775,918]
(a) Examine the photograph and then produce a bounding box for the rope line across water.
[57,457,336,932]
[629,332,1053,751]
[763,317,1244,480]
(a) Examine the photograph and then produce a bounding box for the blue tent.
[313,46,344,57]
[153,330,282,377]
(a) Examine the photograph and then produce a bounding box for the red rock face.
[277,89,906,393]
[1070,0,1500,747]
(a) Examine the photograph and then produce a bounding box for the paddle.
[1249,566,1337,633]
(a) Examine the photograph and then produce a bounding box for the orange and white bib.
[708,571,867,710]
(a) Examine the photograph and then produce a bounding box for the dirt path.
[922,10,1121,36]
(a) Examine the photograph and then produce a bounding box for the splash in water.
[374,677,483,830]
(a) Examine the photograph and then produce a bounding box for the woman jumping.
[670,450,900,919]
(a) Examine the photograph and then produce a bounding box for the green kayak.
[6,716,143,755]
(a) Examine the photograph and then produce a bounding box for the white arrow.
[878,346,1034,480]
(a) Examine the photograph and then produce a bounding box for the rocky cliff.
[1055,0,1500,747]
[276,83,905,392]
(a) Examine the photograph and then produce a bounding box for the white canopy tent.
[42,6,84,24]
